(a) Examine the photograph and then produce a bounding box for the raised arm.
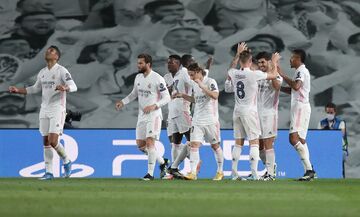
[266,53,281,80]
[195,79,219,100]
[229,42,247,69]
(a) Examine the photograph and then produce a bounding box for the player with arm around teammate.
[225,42,280,180]
[256,51,282,181]
[278,49,316,181]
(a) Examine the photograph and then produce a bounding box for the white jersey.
[26,63,77,112]
[227,68,267,115]
[257,75,283,115]
[192,77,219,125]
[291,64,310,105]
[165,68,192,119]
[122,70,170,122]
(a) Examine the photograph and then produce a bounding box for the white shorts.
[233,111,261,141]
[190,122,220,144]
[259,113,278,139]
[290,103,311,139]
[39,110,66,136]
[167,112,192,136]
[136,116,162,141]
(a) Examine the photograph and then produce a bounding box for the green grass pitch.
[0,178,359,217]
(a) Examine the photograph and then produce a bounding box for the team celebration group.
[9,42,316,181]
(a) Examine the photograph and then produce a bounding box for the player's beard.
[138,67,147,74]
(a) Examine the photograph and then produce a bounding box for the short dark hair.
[292,49,306,63]
[144,0,183,14]
[168,54,181,61]
[15,11,55,23]
[255,51,272,61]
[138,53,152,66]
[348,32,360,45]
[187,62,206,76]
[181,54,194,67]
[239,50,252,64]
[325,102,337,111]
[48,45,61,59]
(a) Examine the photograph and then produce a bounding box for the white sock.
[140,147,164,165]
[259,148,266,165]
[54,143,70,164]
[171,143,181,162]
[147,147,157,176]
[186,143,191,159]
[265,149,275,176]
[171,143,176,162]
[294,142,312,171]
[172,144,188,169]
[44,146,53,174]
[213,147,224,172]
[304,143,311,162]
[231,145,242,176]
[190,147,200,175]
[249,145,260,179]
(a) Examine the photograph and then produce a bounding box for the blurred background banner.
[0,129,342,178]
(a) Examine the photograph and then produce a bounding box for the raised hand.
[272,52,281,63]
[237,42,248,55]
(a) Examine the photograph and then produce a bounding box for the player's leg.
[259,139,266,168]
[262,137,276,180]
[39,116,54,180]
[146,117,168,179]
[184,126,203,180]
[289,105,314,180]
[48,111,72,177]
[243,112,262,180]
[259,115,266,167]
[232,116,245,179]
[205,122,223,180]
[167,119,178,162]
[260,114,277,180]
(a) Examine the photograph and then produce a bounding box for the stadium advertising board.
[0,129,342,178]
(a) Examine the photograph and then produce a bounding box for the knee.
[48,141,57,148]
[289,136,298,146]
[211,143,220,150]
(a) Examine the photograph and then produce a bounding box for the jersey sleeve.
[209,78,219,92]
[155,76,171,108]
[122,75,139,105]
[60,68,77,92]
[254,70,267,81]
[26,73,42,94]
[294,69,305,82]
